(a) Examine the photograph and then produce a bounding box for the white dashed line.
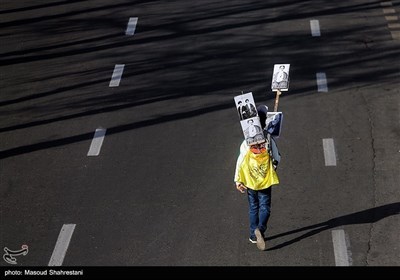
[126,17,138,36]
[383,8,396,14]
[87,128,107,156]
[322,138,337,166]
[391,31,400,40]
[310,20,321,37]
[109,64,125,87]
[385,15,398,21]
[332,229,351,266]
[380,1,393,7]
[48,224,76,266]
[388,23,400,28]
[316,72,328,92]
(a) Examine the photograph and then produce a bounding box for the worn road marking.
[109,64,125,87]
[316,72,328,92]
[87,128,107,156]
[48,224,76,266]
[385,15,398,21]
[323,138,336,166]
[310,20,321,37]
[391,31,400,40]
[126,17,138,35]
[332,229,351,266]
[383,8,396,14]
[380,1,393,7]
[388,23,400,29]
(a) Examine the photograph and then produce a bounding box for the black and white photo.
[271,64,290,91]
[240,116,265,145]
[234,92,258,120]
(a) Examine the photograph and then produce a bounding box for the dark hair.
[257,105,268,129]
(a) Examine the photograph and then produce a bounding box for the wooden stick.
[273,90,281,112]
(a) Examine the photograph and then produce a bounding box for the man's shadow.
[266,202,400,251]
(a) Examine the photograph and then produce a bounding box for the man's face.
[250,142,267,154]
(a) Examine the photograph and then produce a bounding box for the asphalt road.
[1,0,399,267]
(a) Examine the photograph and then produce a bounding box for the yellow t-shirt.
[234,141,279,190]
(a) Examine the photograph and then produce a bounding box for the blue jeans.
[247,187,272,239]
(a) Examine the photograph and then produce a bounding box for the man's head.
[250,142,266,154]
[256,105,268,129]
[279,65,285,70]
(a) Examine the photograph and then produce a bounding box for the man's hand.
[235,182,247,193]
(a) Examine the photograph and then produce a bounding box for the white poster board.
[234,92,258,121]
[240,116,265,145]
[271,64,290,92]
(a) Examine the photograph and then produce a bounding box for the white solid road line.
[332,229,351,266]
[322,138,337,166]
[316,72,328,92]
[87,128,107,156]
[310,20,321,37]
[109,64,125,87]
[126,17,138,36]
[48,224,76,266]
